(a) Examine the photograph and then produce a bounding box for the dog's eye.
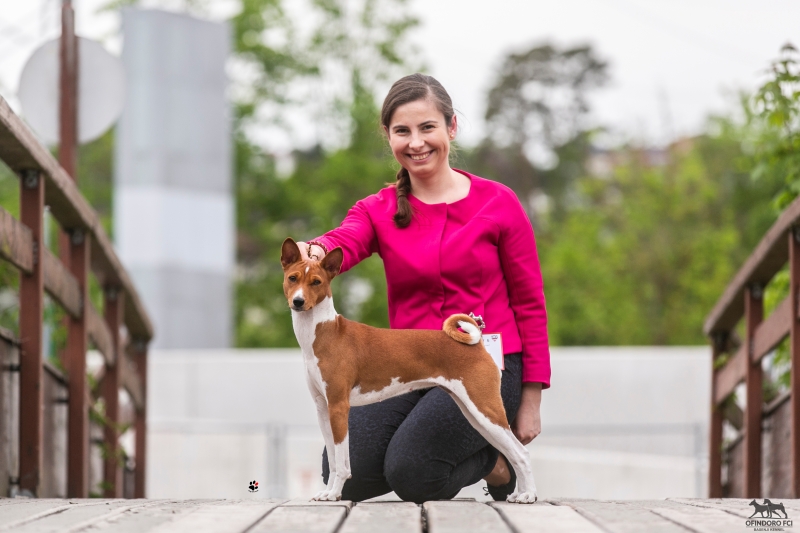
[311,279,321,286]
[288,275,297,282]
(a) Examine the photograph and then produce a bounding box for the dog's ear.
[281,238,302,269]
[320,247,344,278]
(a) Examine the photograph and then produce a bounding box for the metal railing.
[0,94,152,498]
[704,195,800,497]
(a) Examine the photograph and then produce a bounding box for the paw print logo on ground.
[248,480,259,493]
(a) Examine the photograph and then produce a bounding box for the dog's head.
[280,238,344,312]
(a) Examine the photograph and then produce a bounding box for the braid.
[393,167,413,228]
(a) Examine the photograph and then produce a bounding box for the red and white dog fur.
[281,238,537,503]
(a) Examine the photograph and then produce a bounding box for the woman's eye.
[312,279,321,286]
[288,276,297,282]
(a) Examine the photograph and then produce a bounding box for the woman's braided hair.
[381,74,455,228]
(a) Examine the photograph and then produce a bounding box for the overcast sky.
[0,0,798,148]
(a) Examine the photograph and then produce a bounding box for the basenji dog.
[280,238,537,503]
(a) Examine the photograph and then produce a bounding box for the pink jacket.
[314,170,551,387]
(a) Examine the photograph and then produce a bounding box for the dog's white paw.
[507,491,537,504]
[312,489,342,501]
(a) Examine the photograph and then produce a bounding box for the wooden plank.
[17,500,283,533]
[709,337,723,498]
[18,170,44,496]
[423,501,510,533]
[250,505,347,533]
[145,500,285,533]
[133,342,147,498]
[0,499,135,531]
[791,230,800,497]
[66,232,89,498]
[0,339,19,500]
[87,303,114,366]
[491,502,604,533]
[42,248,81,319]
[645,504,751,533]
[120,353,144,411]
[0,95,153,341]
[0,500,98,528]
[550,500,690,533]
[752,295,791,362]
[714,345,746,405]
[745,286,764,498]
[338,502,420,533]
[0,206,33,274]
[705,194,800,336]
[102,289,124,498]
[280,499,353,509]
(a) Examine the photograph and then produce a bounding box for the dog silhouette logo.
[249,480,259,493]
[749,499,789,519]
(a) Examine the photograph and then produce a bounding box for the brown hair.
[381,73,455,228]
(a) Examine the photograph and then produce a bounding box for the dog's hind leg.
[442,381,537,504]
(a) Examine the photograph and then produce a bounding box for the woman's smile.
[408,150,434,162]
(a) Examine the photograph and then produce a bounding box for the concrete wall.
[114,8,233,349]
[145,346,711,500]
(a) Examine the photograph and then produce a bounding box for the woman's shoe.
[484,463,517,501]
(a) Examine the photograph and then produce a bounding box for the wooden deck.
[0,497,796,532]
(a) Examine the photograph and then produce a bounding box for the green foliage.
[540,142,751,345]
[236,77,393,346]
[750,43,800,211]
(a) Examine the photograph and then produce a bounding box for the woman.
[298,73,550,503]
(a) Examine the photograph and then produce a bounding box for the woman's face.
[385,98,457,180]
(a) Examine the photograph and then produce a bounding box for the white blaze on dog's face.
[280,238,343,311]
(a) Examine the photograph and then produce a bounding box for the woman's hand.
[512,382,542,445]
[296,241,326,261]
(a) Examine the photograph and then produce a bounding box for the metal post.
[790,229,800,497]
[18,170,44,496]
[133,340,148,498]
[66,229,89,497]
[102,287,124,497]
[708,332,725,497]
[744,284,764,498]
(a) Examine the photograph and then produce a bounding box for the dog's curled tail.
[443,314,482,345]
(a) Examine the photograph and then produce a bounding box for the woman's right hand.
[297,241,326,261]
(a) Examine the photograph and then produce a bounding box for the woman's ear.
[449,115,458,140]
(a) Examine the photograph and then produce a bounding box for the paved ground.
[0,497,796,532]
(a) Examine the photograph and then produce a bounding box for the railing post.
[744,283,764,498]
[133,339,148,498]
[66,228,89,497]
[790,228,800,497]
[18,170,44,496]
[102,287,124,497]
[709,332,725,497]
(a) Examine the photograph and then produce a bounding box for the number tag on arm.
[482,333,504,370]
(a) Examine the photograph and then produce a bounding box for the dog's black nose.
[292,297,305,308]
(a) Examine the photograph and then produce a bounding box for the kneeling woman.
[299,73,550,503]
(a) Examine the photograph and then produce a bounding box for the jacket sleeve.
[313,198,378,274]
[498,193,551,387]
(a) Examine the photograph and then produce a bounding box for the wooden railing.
[705,196,800,498]
[0,94,152,497]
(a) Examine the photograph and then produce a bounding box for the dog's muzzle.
[292,296,305,311]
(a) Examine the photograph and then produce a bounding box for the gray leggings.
[322,353,522,503]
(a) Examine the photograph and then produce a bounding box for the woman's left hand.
[512,382,542,445]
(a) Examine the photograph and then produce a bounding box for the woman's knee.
[384,455,455,503]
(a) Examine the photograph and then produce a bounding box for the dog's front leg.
[311,393,338,501]
[316,393,352,501]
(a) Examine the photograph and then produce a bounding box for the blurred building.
[145,347,710,500]
[114,9,233,349]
